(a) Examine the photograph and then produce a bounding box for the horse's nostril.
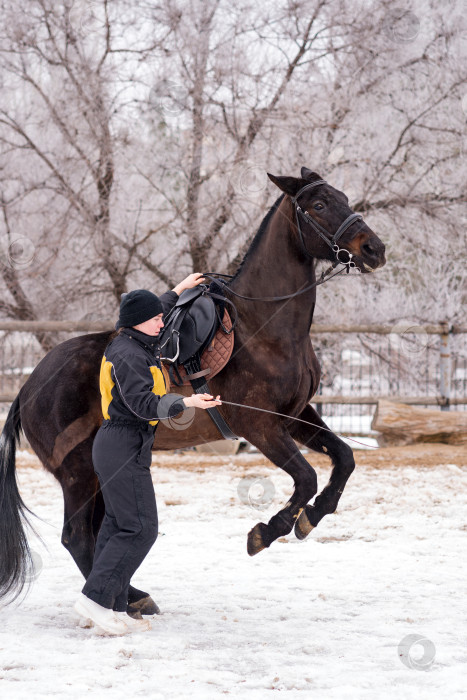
[362,242,377,258]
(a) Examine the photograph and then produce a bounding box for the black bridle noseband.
[291,179,363,268]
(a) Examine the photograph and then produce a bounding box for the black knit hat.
[116,289,163,329]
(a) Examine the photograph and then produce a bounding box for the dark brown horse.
[0,168,385,615]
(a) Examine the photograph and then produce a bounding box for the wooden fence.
[0,322,466,432]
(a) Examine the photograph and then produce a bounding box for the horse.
[0,167,385,615]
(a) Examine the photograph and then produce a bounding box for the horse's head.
[268,167,386,273]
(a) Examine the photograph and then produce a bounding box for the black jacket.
[99,290,186,426]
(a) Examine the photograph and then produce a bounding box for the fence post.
[439,323,451,411]
[316,382,323,417]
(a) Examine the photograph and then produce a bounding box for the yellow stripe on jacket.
[100,356,114,420]
[148,364,168,425]
[99,354,168,425]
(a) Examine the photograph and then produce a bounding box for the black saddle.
[158,286,218,365]
[158,284,237,440]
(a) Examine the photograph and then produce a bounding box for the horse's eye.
[313,202,324,211]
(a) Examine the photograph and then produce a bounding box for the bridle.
[202,179,365,303]
[291,179,363,268]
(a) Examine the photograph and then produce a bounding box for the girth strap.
[184,355,237,440]
[185,368,211,380]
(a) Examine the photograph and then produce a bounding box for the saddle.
[159,286,218,367]
[158,284,237,439]
[162,307,234,387]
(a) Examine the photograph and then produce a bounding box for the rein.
[210,399,378,450]
[202,178,364,303]
[193,184,374,447]
[202,265,348,302]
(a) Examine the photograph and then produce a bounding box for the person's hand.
[172,273,205,296]
[183,393,221,409]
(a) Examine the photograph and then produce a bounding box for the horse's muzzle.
[356,235,386,272]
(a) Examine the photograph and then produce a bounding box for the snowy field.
[1,447,466,700]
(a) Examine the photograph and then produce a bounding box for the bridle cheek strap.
[291,181,363,267]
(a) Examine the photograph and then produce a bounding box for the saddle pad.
[162,309,234,388]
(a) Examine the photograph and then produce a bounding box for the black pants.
[82,421,158,612]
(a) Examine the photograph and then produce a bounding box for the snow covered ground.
[1,448,466,699]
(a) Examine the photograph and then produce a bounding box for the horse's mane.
[230,194,284,282]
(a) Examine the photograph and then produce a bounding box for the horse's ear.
[267,173,302,196]
[300,167,322,182]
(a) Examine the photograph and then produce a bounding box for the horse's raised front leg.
[285,404,355,540]
[243,425,318,555]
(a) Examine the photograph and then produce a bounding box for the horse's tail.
[0,393,38,603]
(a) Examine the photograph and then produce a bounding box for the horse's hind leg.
[286,404,355,539]
[241,423,319,555]
[56,437,159,615]
[57,439,99,579]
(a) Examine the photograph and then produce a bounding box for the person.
[74,273,221,635]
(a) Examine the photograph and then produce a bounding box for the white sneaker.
[74,594,130,635]
[115,611,151,632]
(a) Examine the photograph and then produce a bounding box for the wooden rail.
[310,324,467,335]
[0,321,466,334]
[0,321,465,409]
[313,396,466,406]
[0,321,114,332]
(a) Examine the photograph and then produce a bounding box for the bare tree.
[0,0,171,329]
[0,0,465,337]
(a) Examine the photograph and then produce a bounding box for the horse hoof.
[127,595,160,618]
[294,507,315,541]
[247,522,269,556]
